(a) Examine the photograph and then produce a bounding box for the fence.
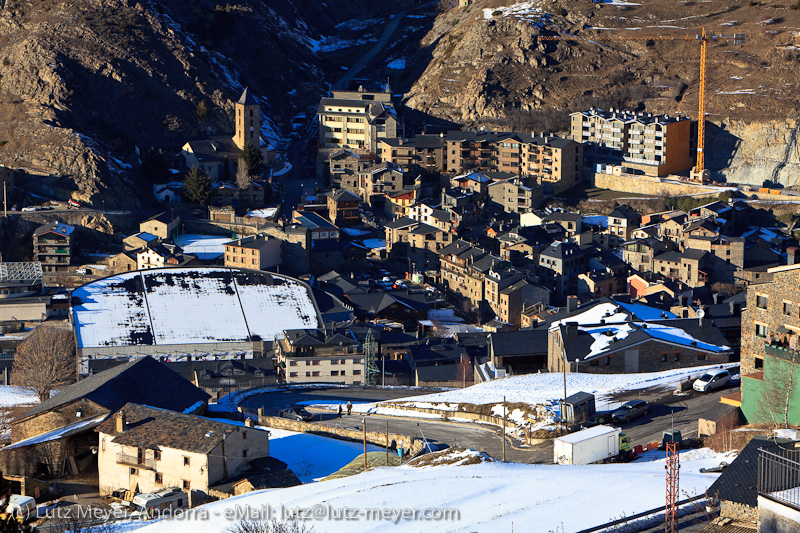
[759,447,800,509]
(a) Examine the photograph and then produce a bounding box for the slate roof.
[609,204,640,220]
[384,217,417,230]
[96,403,257,455]
[20,357,210,421]
[329,189,361,203]
[33,221,75,238]
[238,87,257,105]
[708,436,794,507]
[416,364,460,382]
[490,330,549,356]
[345,292,399,314]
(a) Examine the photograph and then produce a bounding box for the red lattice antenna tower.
[665,440,680,533]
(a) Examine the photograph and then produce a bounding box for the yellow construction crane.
[537,28,745,182]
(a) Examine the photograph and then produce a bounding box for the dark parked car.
[581,411,613,429]
[611,400,650,424]
[278,407,314,422]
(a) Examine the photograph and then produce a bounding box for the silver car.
[693,369,731,392]
[611,400,650,424]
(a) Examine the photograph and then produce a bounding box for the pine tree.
[183,168,211,205]
[239,142,263,176]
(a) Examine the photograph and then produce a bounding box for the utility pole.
[562,354,568,435]
[385,421,389,466]
[502,396,507,463]
[3,180,6,217]
[363,418,368,473]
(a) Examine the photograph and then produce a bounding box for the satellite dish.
[697,309,706,318]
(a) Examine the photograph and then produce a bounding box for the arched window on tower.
[249,109,253,117]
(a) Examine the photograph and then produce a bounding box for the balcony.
[116,452,156,470]
[765,343,800,362]
[759,448,800,510]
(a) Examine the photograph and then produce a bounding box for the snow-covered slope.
[133,448,730,533]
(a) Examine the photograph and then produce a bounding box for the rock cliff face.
[707,119,800,187]
[0,0,410,208]
[405,0,800,186]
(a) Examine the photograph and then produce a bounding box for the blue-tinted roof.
[617,302,676,321]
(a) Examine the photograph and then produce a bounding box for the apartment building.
[487,176,544,214]
[317,87,397,152]
[276,328,365,385]
[356,162,405,204]
[32,221,75,273]
[570,108,693,177]
[377,135,445,173]
[224,235,282,270]
[443,132,582,194]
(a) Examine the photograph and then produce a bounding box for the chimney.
[788,246,799,265]
[116,411,127,433]
[712,293,721,305]
[566,295,578,313]
[564,321,578,337]
[729,302,740,316]
[678,295,686,307]
[244,418,254,428]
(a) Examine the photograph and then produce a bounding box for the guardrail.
[575,494,706,533]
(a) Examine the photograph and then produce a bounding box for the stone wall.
[591,173,724,197]
[256,414,424,456]
[720,500,757,524]
[377,403,519,429]
[11,399,108,443]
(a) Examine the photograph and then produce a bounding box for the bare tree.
[228,518,315,533]
[236,162,252,191]
[12,326,76,402]
[457,357,474,388]
[758,345,800,427]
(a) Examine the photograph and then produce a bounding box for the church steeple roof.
[237,87,257,105]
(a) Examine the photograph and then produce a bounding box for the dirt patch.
[405,447,496,468]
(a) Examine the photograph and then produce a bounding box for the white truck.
[553,425,632,465]
[131,488,188,518]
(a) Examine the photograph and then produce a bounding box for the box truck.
[553,425,632,465]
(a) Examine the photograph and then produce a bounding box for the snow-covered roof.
[4,414,108,450]
[72,268,320,348]
[557,425,619,444]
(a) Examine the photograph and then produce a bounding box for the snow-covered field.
[73,268,319,347]
[0,386,40,407]
[133,447,729,533]
[173,234,231,260]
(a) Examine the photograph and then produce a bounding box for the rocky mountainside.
[0,0,412,208]
[405,0,800,186]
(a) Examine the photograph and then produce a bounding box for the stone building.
[377,135,444,174]
[486,176,543,214]
[547,318,731,374]
[739,264,800,425]
[96,404,269,497]
[276,328,365,385]
[140,212,180,240]
[223,235,282,271]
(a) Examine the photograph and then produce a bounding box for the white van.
[3,495,36,521]
[693,368,731,392]
[131,488,188,518]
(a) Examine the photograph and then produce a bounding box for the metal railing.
[758,447,800,509]
[116,452,156,470]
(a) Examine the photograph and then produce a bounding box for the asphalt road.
[241,381,738,464]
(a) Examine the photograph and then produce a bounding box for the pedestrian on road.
[347,401,352,416]
[337,404,342,418]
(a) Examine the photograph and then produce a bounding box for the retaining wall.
[591,173,723,197]
[377,402,520,429]
[256,414,425,456]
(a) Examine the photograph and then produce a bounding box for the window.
[755,357,764,370]
[242,449,248,458]
[183,456,190,467]
[784,301,792,316]
[130,467,138,475]
[312,360,321,366]
[154,450,161,461]
[756,294,768,309]
[331,371,339,376]
[306,372,311,377]
[242,432,247,440]
[605,358,610,366]
[289,372,298,378]
[698,353,706,361]
[674,353,680,362]
[312,371,320,377]
[155,472,163,485]
[183,480,191,491]
[589,360,599,367]
[352,359,362,364]
[289,361,298,366]
[306,360,311,366]
[661,353,668,362]
[756,323,768,338]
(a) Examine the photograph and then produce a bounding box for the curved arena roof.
[72,267,320,348]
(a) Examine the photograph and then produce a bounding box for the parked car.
[611,400,650,424]
[67,199,81,208]
[693,368,731,392]
[581,411,613,429]
[278,407,314,422]
[20,206,36,212]
[2,495,36,522]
